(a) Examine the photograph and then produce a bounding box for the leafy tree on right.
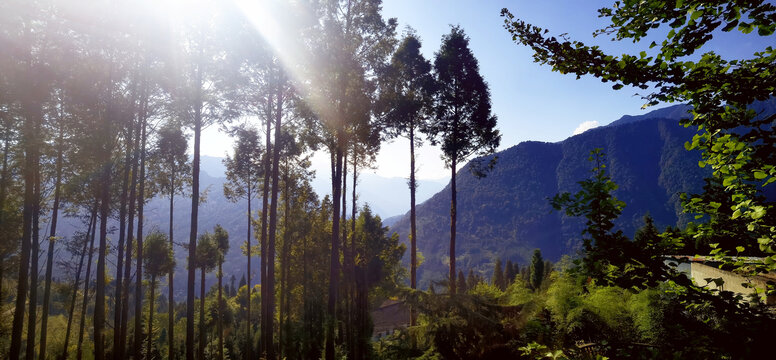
[502,0,776,289]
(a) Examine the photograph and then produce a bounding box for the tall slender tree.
[377,31,435,325]
[151,119,191,360]
[430,26,500,294]
[222,125,262,358]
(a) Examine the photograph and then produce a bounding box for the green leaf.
[752,206,766,219]
[736,246,745,253]
[722,176,737,187]
[754,171,767,180]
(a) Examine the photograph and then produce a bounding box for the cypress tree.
[530,249,544,291]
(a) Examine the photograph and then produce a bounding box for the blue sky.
[202,0,772,182]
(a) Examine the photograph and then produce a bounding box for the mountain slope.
[389,105,711,287]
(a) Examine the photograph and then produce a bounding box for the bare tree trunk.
[39,126,65,360]
[61,210,96,360]
[119,112,141,358]
[245,185,252,360]
[265,71,285,360]
[76,215,98,360]
[217,262,223,360]
[168,169,175,360]
[259,92,273,358]
[134,106,148,358]
[199,267,205,360]
[186,59,203,360]
[409,127,417,325]
[26,165,41,360]
[351,154,360,360]
[325,138,343,360]
[449,156,457,294]
[147,276,156,360]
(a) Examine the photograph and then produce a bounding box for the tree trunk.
[119,113,141,359]
[26,166,41,360]
[39,126,65,360]
[9,116,33,358]
[199,267,205,360]
[147,276,156,360]
[325,138,343,360]
[61,210,95,360]
[168,170,175,360]
[113,115,133,359]
[259,92,273,358]
[94,111,114,360]
[351,154,360,360]
[186,60,203,360]
[76,215,98,360]
[341,150,350,358]
[218,262,223,360]
[245,185,252,360]
[134,109,148,358]
[449,156,457,294]
[265,71,285,360]
[279,163,290,358]
[409,127,417,325]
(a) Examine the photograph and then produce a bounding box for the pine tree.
[529,249,544,291]
[491,258,505,290]
[504,260,515,286]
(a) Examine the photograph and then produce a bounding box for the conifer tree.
[492,258,505,290]
[430,26,500,294]
[529,249,544,291]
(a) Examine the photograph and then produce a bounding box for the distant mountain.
[388,104,718,288]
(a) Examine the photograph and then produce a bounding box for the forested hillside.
[390,105,711,286]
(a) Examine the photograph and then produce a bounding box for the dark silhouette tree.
[429,26,501,294]
[529,250,544,291]
[492,258,505,290]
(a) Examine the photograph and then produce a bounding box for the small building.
[371,299,410,339]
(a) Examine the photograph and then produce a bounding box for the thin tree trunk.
[119,112,141,359]
[113,123,132,360]
[26,165,41,360]
[168,169,175,360]
[449,156,457,294]
[76,215,98,360]
[94,138,112,360]
[9,119,33,358]
[218,262,223,360]
[265,71,285,360]
[245,185,252,360]
[134,105,148,358]
[341,150,350,357]
[147,276,155,360]
[279,163,290,358]
[259,93,273,358]
[351,154,360,360]
[61,210,96,360]
[409,127,417,325]
[186,59,203,360]
[39,126,65,360]
[199,268,205,360]
[325,139,343,360]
